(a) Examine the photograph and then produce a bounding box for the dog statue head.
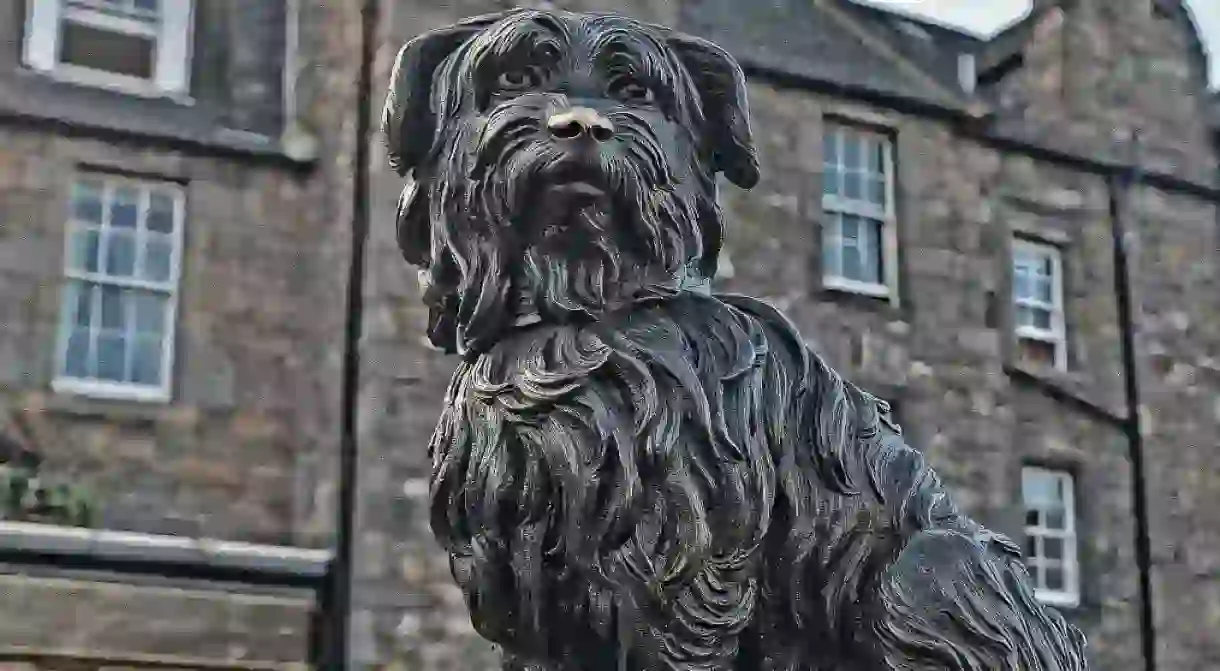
[383,9,759,355]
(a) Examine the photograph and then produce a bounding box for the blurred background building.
[0,0,1218,669]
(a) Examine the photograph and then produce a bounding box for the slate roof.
[831,0,986,92]
[680,0,1218,130]
[679,0,973,111]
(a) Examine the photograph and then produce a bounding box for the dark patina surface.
[381,9,1089,670]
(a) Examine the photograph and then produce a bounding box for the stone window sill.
[40,391,176,425]
[820,281,905,319]
[1003,363,1125,426]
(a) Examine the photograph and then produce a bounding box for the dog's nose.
[546,107,615,142]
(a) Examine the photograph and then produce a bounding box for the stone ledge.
[0,521,331,582]
[0,573,316,663]
[0,646,309,670]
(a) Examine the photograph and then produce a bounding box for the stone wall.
[0,0,361,665]
[0,570,315,667]
[0,129,340,547]
[0,0,366,546]
[990,0,1215,182]
[351,3,503,666]
[1133,185,1220,669]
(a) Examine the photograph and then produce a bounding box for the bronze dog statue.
[382,9,1089,670]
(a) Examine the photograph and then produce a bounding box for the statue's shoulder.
[711,293,796,326]
[711,292,811,359]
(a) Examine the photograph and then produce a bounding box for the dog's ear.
[665,32,760,189]
[382,11,511,177]
[383,11,512,267]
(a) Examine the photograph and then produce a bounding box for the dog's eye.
[610,79,655,104]
[497,67,544,92]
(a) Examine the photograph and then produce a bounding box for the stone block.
[0,574,314,663]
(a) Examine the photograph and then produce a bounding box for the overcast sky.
[854,0,1219,88]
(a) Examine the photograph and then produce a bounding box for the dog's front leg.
[845,524,1089,670]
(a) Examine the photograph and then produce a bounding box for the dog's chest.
[464,296,770,417]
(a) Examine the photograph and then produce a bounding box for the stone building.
[0,0,360,667]
[1,0,1218,670]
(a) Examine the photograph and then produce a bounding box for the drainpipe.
[1109,130,1155,671]
[327,0,379,667]
[283,0,300,125]
[280,0,320,163]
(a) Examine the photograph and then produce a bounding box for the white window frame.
[821,122,900,300]
[1012,238,1067,370]
[1021,466,1080,607]
[22,0,195,98]
[52,175,186,404]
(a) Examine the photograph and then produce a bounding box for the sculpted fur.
[383,9,1089,670]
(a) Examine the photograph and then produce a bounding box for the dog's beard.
[430,107,709,349]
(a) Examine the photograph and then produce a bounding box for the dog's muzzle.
[535,107,617,206]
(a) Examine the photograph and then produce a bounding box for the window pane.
[131,335,163,386]
[842,245,863,281]
[68,228,101,273]
[867,176,886,207]
[143,236,173,283]
[1043,565,1065,591]
[64,328,91,378]
[1037,255,1054,277]
[1025,509,1040,528]
[1013,270,1032,300]
[1031,307,1052,330]
[822,214,841,279]
[1044,508,1066,530]
[95,332,128,382]
[133,291,167,335]
[1043,537,1064,560]
[109,187,139,229]
[105,231,137,277]
[59,21,156,80]
[147,192,176,233]
[1023,470,1060,507]
[861,219,882,284]
[72,181,104,223]
[1036,277,1054,304]
[822,167,840,196]
[72,0,159,21]
[842,215,860,241]
[867,138,885,174]
[843,135,862,169]
[100,285,126,331]
[1014,247,1039,268]
[843,172,862,200]
[59,178,181,391]
[1024,534,1037,558]
[69,281,95,328]
[823,131,838,165]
